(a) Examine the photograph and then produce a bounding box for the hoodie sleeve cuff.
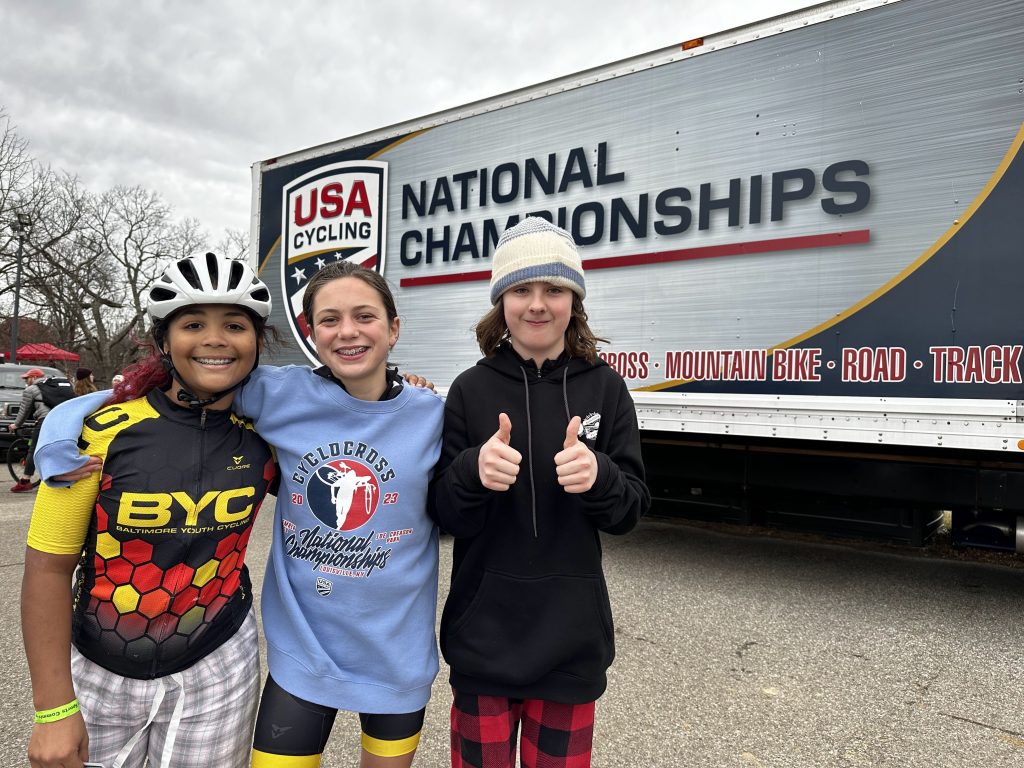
[452,445,488,495]
[583,451,619,501]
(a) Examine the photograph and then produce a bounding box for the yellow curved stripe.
[639,120,1024,392]
[367,128,429,160]
[251,748,321,767]
[257,129,431,277]
[258,235,280,276]
[361,730,421,757]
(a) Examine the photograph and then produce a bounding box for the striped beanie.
[489,217,586,305]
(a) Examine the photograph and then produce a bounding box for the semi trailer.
[251,0,1024,549]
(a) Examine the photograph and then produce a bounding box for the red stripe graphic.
[398,229,870,288]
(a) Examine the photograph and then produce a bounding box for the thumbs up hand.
[554,416,598,493]
[478,412,522,491]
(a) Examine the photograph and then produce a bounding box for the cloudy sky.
[1,0,818,241]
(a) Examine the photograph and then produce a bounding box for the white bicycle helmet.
[147,252,272,321]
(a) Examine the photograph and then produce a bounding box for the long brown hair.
[73,378,98,397]
[475,293,607,364]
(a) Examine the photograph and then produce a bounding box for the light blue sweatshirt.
[36,367,444,714]
[35,389,109,482]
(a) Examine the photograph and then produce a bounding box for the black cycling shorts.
[251,674,425,760]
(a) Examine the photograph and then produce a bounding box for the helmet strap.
[159,353,254,410]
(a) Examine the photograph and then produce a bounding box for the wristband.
[34,699,80,724]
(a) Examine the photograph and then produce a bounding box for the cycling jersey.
[27,389,277,679]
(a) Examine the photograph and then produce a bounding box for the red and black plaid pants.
[451,690,595,768]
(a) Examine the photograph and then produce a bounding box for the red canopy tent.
[16,342,80,363]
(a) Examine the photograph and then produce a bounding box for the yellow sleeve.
[25,398,154,555]
[27,474,102,555]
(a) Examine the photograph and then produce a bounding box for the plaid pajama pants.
[72,609,260,768]
[450,690,595,768]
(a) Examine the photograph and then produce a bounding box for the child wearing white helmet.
[22,252,278,768]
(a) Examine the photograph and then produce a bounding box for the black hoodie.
[433,343,650,703]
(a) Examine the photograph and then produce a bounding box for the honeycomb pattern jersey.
[27,390,278,679]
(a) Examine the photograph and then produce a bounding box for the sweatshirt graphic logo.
[280,160,388,364]
[284,442,398,580]
[581,412,601,441]
[307,459,380,531]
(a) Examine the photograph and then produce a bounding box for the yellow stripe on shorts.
[361,730,421,757]
[251,748,322,767]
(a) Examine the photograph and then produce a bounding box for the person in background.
[8,368,51,493]
[72,368,97,397]
[433,217,650,768]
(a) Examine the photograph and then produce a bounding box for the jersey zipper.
[150,407,209,677]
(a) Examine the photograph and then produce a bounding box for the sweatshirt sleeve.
[578,380,650,534]
[231,365,276,420]
[34,389,111,486]
[432,380,491,538]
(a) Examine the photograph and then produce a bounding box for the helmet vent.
[149,286,177,302]
[204,252,220,286]
[227,259,245,290]
[179,259,202,289]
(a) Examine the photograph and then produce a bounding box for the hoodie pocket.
[444,570,614,687]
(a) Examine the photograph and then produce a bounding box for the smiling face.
[162,304,258,407]
[502,281,573,366]
[309,276,399,400]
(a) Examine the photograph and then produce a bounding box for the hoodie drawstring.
[520,366,539,537]
[561,366,571,423]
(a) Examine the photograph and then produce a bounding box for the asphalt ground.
[1,489,1022,767]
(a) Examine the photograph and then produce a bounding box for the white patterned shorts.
[72,609,260,768]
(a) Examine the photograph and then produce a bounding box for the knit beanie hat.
[75,367,92,380]
[489,217,586,305]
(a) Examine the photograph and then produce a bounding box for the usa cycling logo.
[280,160,388,364]
[305,459,380,531]
[315,577,333,596]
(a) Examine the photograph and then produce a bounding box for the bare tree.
[0,107,33,220]
[1,111,93,367]
[2,108,232,380]
[215,227,250,261]
[9,170,91,345]
[62,186,206,378]
[0,108,41,307]
[15,185,206,380]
